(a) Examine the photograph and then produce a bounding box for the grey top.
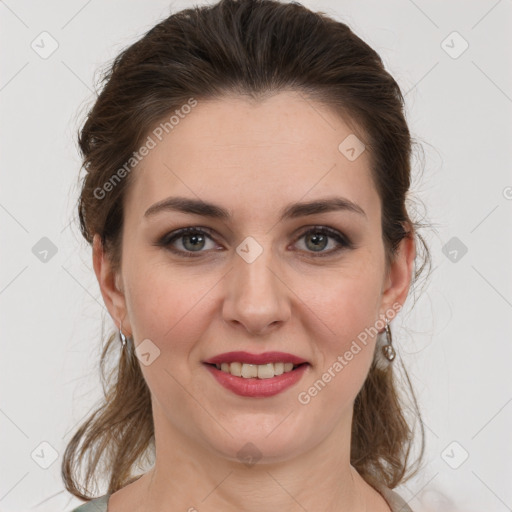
[70,484,413,511]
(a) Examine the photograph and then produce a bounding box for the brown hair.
[63,0,431,499]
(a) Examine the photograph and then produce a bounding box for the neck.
[138,404,368,512]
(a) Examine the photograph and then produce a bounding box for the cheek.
[299,262,383,388]
[124,268,216,411]
[307,258,383,341]
[297,291,379,413]
[124,259,218,354]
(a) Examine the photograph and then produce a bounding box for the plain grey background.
[1,1,511,511]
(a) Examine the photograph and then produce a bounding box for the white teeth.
[241,364,258,378]
[284,362,294,373]
[257,363,274,379]
[214,362,298,379]
[273,362,284,376]
[230,362,242,376]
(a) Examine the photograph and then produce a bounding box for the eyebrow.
[144,195,367,221]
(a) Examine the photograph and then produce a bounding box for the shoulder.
[374,484,414,512]
[69,494,110,512]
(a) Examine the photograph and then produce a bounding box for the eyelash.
[156,225,353,258]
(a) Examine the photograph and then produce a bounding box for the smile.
[203,362,310,397]
[211,361,302,379]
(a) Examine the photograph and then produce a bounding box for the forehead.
[125,91,379,223]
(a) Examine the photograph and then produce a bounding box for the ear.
[92,233,131,335]
[379,231,416,321]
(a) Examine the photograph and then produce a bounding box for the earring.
[119,320,128,348]
[382,317,396,362]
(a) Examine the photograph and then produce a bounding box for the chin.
[200,425,314,467]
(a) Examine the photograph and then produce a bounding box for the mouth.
[203,361,310,379]
[202,361,310,398]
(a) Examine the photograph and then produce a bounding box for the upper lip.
[203,351,309,366]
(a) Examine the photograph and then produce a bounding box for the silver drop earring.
[382,317,396,362]
[119,320,128,348]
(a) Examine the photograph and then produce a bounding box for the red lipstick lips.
[202,351,310,398]
[203,351,309,366]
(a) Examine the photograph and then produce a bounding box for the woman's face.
[94,91,413,465]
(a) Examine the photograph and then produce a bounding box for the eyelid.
[156,225,353,257]
[157,226,220,256]
[292,225,353,256]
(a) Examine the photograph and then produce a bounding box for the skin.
[93,91,415,512]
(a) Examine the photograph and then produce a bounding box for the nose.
[222,241,290,336]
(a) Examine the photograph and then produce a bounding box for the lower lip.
[203,363,309,398]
